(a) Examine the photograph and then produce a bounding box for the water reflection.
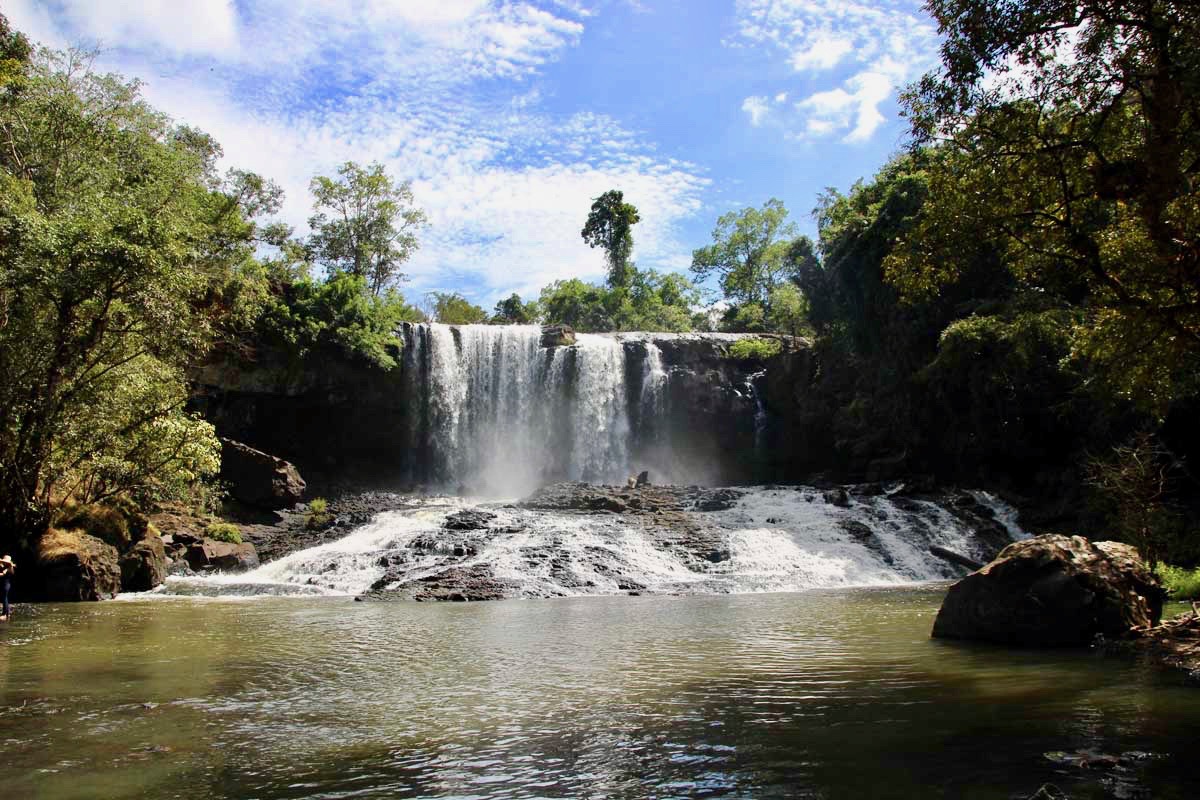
[2,589,1199,799]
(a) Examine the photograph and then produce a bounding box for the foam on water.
[158,487,1019,600]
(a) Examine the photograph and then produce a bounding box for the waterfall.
[404,324,636,494]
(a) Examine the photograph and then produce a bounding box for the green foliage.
[257,273,422,369]
[305,497,332,530]
[492,293,539,324]
[1155,564,1200,601]
[205,522,242,544]
[691,199,802,306]
[538,268,700,333]
[766,284,810,337]
[581,190,640,288]
[894,0,1200,415]
[430,292,489,325]
[0,46,260,545]
[308,161,426,296]
[720,302,766,333]
[729,338,782,362]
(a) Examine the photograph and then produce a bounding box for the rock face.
[541,324,576,347]
[931,534,1165,646]
[35,529,122,601]
[219,438,306,509]
[119,535,167,592]
[193,328,806,485]
[185,539,261,572]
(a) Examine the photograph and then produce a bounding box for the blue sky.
[7,0,941,306]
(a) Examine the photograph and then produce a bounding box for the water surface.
[3,589,1198,799]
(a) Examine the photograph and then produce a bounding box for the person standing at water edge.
[1,555,14,621]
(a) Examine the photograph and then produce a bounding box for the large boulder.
[932,534,1165,646]
[36,529,122,601]
[185,539,260,572]
[219,438,306,509]
[120,535,167,592]
[541,324,576,347]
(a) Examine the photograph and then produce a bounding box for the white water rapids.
[151,487,1025,600]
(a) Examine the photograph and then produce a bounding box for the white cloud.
[741,95,770,126]
[16,0,240,57]
[789,33,852,71]
[732,0,939,143]
[6,1,708,304]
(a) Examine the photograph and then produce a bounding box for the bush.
[1156,564,1200,601]
[306,497,333,530]
[206,522,243,544]
[729,337,782,361]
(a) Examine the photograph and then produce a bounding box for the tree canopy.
[581,189,640,288]
[308,162,427,297]
[0,45,274,545]
[691,199,802,308]
[892,0,1200,414]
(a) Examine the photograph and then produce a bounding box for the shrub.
[729,337,782,361]
[206,522,243,544]
[306,497,333,530]
[1156,564,1200,601]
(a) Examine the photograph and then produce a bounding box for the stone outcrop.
[119,535,167,592]
[193,328,808,486]
[35,529,121,601]
[219,438,306,509]
[184,539,261,573]
[541,324,576,347]
[931,534,1166,646]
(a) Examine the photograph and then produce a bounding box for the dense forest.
[2,0,1198,569]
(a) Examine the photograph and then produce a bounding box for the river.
[3,588,1198,799]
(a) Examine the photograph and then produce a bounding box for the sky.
[6,0,943,307]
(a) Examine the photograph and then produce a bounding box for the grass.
[1155,563,1200,600]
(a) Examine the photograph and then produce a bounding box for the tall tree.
[691,199,803,307]
[0,46,273,549]
[891,0,1200,412]
[308,162,426,297]
[581,189,640,288]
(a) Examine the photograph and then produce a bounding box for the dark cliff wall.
[191,330,802,488]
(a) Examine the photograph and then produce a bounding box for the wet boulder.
[443,509,497,531]
[932,535,1166,646]
[541,324,576,348]
[185,539,261,573]
[36,529,122,601]
[219,438,306,509]
[120,535,167,592]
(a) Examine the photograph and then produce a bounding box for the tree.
[581,190,640,288]
[430,292,488,325]
[491,293,539,325]
[308,162,426,297]
[891,0,1200,413]
[0,46,272,549]
[767,284,809,337]
[691,199,801,307]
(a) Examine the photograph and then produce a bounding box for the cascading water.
[152,487,1021,600]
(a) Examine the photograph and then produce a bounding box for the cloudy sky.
[6,0,941,305]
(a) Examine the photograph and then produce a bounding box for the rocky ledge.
[355,481,1016,603]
